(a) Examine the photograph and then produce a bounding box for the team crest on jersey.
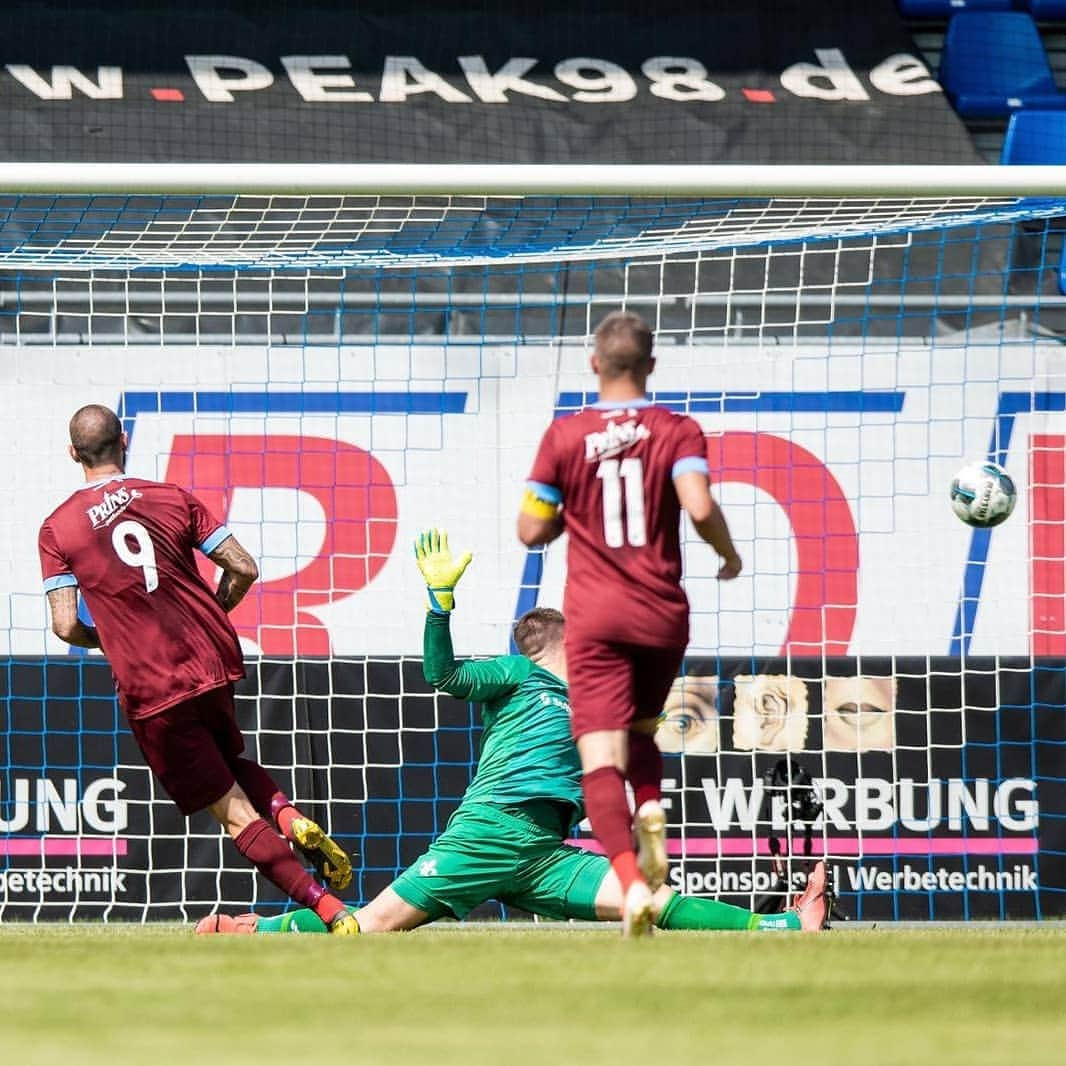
[584,418,650,462]
[86,487,142,530]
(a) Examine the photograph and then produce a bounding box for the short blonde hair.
[512,607,564,659]
[593,311,654,380]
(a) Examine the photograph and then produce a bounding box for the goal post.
[1,166,1064,923]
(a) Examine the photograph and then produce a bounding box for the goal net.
[1,166,1063,923]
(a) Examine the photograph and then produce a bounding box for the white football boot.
[621,880,655,939]
[634,799,668,891]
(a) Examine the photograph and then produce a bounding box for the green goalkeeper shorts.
[390,802,609,922]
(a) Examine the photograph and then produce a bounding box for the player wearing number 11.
[519,311,742,936]
[37,405,359,933]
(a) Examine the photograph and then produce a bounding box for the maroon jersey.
[528,400,709,645]
[38,476,244,720]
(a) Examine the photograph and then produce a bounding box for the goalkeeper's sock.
[626,731,663,810]
[657,891,801,932]
[256,909,330,934]
[582,766,643,893]
[233,818,343,917]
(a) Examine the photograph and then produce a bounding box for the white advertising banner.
[3,337,1063,658]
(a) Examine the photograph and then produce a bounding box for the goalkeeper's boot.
[790,860,832,932]
[621,880,655,939]
[290,817,353,892]
[195,912,259,935]
[329,910,361,936]
[634,799,668,892]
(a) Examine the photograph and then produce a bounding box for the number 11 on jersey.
[597,457,647,548]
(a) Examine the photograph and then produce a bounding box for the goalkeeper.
[198,529,829,936]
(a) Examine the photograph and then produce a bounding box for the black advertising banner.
[662,657,1066,922]
[0,0,981,164]
[0,656,1063,922]
[0,656,481,921]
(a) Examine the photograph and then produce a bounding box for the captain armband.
[522,488,561,520]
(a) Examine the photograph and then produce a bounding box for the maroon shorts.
[128,684,244,815]
[566,639,686,739]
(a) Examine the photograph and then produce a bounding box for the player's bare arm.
[517,509,563,546]
[208,536,259,612]
[674,470,742,580]
[45,586,101,649]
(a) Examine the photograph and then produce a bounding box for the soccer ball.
[949,461,1017,528]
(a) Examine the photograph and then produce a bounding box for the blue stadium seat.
[1001,110,1066,161]
[940,12,1064,116]
[1020,2,1066,20]
[897,1,1010,16]
[1001,113,1066,295]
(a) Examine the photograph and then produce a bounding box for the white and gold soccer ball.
[950,461,1017,528]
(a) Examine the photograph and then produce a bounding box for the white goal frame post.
[0,162,1063,197]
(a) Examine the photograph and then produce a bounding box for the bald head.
[593,311,654,382]
[69,404,125,470]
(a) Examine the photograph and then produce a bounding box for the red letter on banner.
[1031,434,1064,656]
[706,432,858,656]
[166,435,397,655]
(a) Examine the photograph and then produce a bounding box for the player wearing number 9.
[518,311,742,937]
[37,405,360,934]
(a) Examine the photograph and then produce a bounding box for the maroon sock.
[233,818,327,910]
[232,759,283,821]
[582,766,641,893]
[627,731,663,810]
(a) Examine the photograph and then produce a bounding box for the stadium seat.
[1002,113,1066,295]
[1001,110,1066,161]
[897,1,1010,16]
[939,12,1064,116]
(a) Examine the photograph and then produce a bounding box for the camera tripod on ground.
[753,757,848,923]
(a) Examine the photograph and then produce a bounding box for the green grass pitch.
[1,924,1064,1066]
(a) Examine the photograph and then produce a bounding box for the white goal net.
[1,166,1062,922]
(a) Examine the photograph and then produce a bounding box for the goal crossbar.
[0,163,1063,197]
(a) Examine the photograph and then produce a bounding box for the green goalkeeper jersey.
[423,612,582,825]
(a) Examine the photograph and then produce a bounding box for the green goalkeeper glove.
[414,528,473,614]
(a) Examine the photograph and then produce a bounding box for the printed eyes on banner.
[655,675,719,755]
[166,434,398,656]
